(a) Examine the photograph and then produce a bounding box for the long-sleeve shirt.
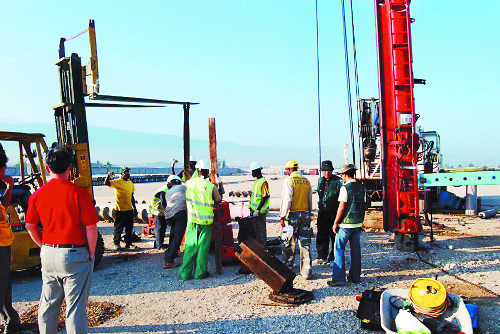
[279,171,312,219]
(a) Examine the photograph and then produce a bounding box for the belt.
[43,244,86,248]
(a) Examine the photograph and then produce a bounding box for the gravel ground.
[10,177,500,334]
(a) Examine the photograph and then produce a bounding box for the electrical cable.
[414,250,500,298]
[348,0,363,177]
[315,0,322,170]
[341,0,356,165]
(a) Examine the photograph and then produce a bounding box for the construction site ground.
[9,176,500,334]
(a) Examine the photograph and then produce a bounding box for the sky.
[1,1,499,168]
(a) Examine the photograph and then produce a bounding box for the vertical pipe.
[183,103,190,179]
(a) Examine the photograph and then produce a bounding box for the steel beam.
[418,171,500,187]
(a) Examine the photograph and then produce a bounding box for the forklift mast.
[52,20,98,198]
[374,0,422,239]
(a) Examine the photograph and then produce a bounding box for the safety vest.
[249,177,270,214]
[317,175,342,213]
[0,204,15,247]
[148,184,170,216]
[181,169,199,183]
[340,181,367,227]
[185,177,215,225]
[289,172,311,212]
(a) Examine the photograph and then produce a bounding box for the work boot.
[327,280,349,287]
[312,258,328,266]
[111,244,122,251]
[162,261,180,269]
[124,244,138,250]
[4,322,23,334]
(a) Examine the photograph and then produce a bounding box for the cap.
[189,155,197,162]
[250,162,262,171]
[195,159,210,170]
[338,163,357,174]
[321,160,334,171]
[119,167,131,174]
[167,175,181,183]
[284,160,299,169]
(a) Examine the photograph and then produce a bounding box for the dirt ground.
[8,176,500,334]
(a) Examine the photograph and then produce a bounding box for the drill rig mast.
[375,0,423,250]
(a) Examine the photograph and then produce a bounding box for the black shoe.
[198,271,210,279]
[4,322,23,334]
[327,254,335,262]
[327,280,348,287]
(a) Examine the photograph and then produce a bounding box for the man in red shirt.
[26,147,98,334]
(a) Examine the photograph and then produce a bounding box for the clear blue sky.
[1,1,499,167]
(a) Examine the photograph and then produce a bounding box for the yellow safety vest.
[148,184,170,216]
[289,172,311,212]
[249,177,270,214]
[185,177,215,225]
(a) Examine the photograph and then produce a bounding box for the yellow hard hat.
[284,160,299,169]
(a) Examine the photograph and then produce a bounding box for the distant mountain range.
[2,120,343,168]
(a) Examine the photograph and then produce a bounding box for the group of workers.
[0,146,366,334]
[104,156,366,287]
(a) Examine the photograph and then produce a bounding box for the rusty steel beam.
[236,238,296,293]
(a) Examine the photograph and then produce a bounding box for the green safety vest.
[317,175,342,214]
[185,177,215,225]
[249,177,270,214]
[148,184,170,216]
[340,181,367,227]
[181,169,199,183]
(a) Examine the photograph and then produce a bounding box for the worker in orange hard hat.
[279,160,313,279]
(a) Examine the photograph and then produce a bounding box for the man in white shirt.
[158,175,187,268]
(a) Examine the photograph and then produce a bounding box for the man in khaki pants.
[26,147,98,334]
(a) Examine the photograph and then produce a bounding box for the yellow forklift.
[0,132,104,270]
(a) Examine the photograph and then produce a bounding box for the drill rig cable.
[414,250,500,298]
[64,27,89,42]
[348,0,364,178]
[341,0,356,165]
[315,0,322,169]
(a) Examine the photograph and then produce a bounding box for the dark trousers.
[0,246,20,326]
[113,210,134,246]
[154,215,168,249]
[316,210,336,260]
[164,210,187,262]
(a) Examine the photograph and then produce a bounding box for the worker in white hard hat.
[149,174,188,268]
[173,155,199,182]
[248,162,270,249]
[179,159,222,280]
[279,160,313,279]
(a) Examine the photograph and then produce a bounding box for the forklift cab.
[0,131,48,271]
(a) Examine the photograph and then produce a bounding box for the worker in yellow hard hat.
[279,160,313,279]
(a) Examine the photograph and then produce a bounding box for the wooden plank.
[208,118,222,275]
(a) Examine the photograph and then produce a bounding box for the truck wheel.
[93,232,105,269]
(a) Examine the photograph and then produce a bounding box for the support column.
[465,185,477,215]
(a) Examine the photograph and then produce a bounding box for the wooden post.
[209,118,222,274]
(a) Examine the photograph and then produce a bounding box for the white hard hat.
[195,159,210,170]
[280,224,294,242]
[250,162,262,171]
[167,175,181,183]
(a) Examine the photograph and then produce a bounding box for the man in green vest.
[248,162,270,248]
[313,160,343,266]
[328,164,367,287]
[279,160,313,279]
[179,159,221,280]
[149,183,169,250]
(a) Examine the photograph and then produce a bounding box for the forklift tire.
[93,232,105,270]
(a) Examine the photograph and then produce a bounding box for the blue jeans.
[163,210,187,262]
[154,215,167,249]
[331,227,361,283]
